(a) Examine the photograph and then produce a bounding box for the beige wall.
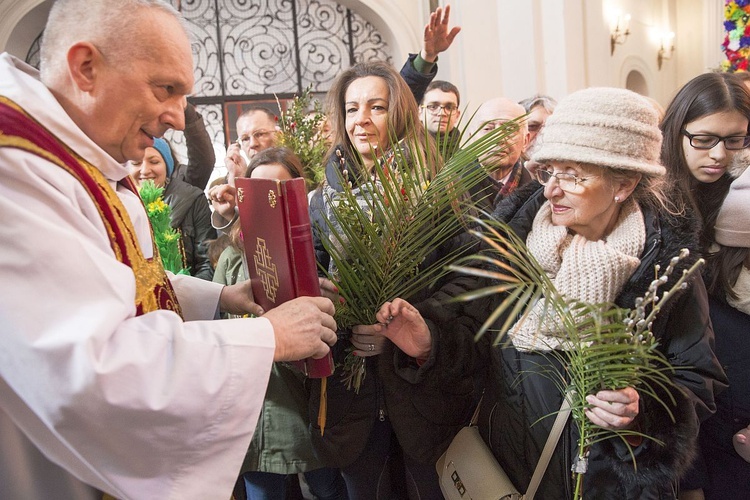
[0,0,727,111]
[438,0,724,107]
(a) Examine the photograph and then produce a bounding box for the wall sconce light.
[657,32,675,70]
[610,12,631,55]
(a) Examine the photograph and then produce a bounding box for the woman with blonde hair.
[308,61,449,499]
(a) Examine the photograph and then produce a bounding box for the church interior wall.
[0,0,729,114]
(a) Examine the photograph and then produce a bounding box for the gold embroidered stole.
[0,96,182,317]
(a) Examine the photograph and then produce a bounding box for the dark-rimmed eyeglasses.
[682,130,750,150]
[535,169,597,192]
[421,103,458,114]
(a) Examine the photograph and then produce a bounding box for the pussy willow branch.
[627,249,704,337]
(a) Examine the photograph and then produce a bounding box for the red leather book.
[235,177,334,378]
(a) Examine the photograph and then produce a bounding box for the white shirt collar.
[0,53,130,182]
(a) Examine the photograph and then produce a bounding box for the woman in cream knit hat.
[358,87,725,499]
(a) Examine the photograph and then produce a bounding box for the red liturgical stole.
[0,96,182,317]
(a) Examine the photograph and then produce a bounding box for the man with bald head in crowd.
[0,1,337,498]
[466,97,533,212]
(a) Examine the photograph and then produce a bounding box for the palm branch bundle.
[318,118,524,390]
[450,217,703,499]
[276,86,328,190]
[138,180,189,275]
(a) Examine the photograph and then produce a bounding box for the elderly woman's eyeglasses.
[682,130,750,150]
[535,169,597,191]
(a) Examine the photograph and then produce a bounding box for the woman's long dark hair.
[660,72,750,250]
[706,245,750,301]
[243,146,305,179]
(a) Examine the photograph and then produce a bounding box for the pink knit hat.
[715,165,750,248]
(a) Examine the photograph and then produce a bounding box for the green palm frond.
[449,216,703,499]
[448,216,561,343]
[317,117,524,391]
[320,118,525,329]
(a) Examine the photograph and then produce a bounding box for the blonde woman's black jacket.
[409,183,727,499]
[307,148,480,467]
[163,175,216,281]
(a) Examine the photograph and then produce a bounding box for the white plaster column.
[539,0,588,100]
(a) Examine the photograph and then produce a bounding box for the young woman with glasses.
[661,74,750,500]
[660,72,750,250]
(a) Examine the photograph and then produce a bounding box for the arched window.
[25,32,42,70]
[625,70,648,97]
[168,0,391,164]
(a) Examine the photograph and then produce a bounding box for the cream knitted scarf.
[508,199,646,351]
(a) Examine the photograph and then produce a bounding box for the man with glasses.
[210,107,279,231]
[466,97,534,212]
[225,106,280,183]
[420,80,462,158]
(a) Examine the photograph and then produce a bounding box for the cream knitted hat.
[533,87,666,176]
[715,165,750,248]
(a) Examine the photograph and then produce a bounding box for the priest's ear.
[66,42,102,93]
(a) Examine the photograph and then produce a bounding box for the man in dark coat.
[465,97,534,211]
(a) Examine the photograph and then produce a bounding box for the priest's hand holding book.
[220,280,265,316]
[265,296,338,362]
[220,280,337,362]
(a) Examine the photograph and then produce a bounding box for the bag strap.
[524,391,573,500]
[469,394,483,426]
